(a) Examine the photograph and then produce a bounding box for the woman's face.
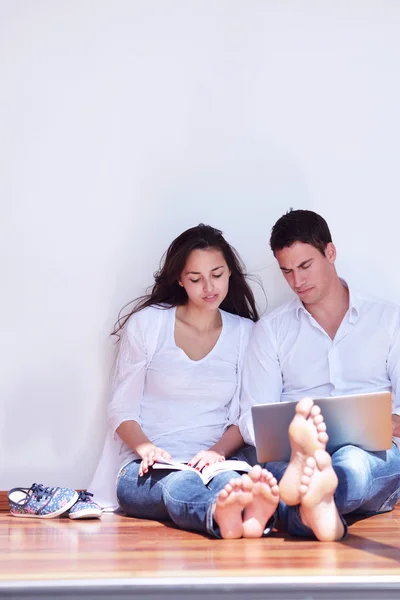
[179,248,231,311]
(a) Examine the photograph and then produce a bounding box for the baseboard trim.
[0,491,8,512]
[2,577,400,600]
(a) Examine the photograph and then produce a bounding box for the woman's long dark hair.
[113,224,259,337]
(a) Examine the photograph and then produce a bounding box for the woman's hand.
[188,450,225,472]
[137,443,172,476]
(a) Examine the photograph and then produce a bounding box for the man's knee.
[332,445,370,474]
[332,446,371,504]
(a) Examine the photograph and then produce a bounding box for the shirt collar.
[295,295,306,319]
[342,279,360,324]
[294,278,360,322]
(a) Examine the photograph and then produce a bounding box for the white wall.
[1,1,400,489]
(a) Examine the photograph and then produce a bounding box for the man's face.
[275,241,337,306]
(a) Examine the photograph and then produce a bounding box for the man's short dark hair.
[270,209,332,256]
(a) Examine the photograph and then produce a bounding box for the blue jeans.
[117,460,245,538]
[265,443,400,538]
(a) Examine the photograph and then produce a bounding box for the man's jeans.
[265,443,400,538]
[117,460,244,538]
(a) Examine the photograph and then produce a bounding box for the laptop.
[251,391,393,463]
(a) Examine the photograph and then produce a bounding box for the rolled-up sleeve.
[107,314,148,439]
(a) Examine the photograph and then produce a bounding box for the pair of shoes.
[8,484,102,519]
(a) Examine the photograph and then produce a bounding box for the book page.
[200,460,252,484]
[152,458,252,485]
[152,457,193,472]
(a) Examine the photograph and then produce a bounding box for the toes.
[248,465,262,483]
[318,432,329,444]
[306,455,317,469]
[310,404,321,417]
[218,488,229,501]
[261,470,277,488]
[316,421,326,432]
[241,474,253,492]
[296,397,314,417]
[253,469,280,498]
[261,470,272,483]
[301,474,311,485]
[303,466,313,477]
[313,414,324,426]
[271,484,280,496]
[314,449,332,470]
[299,484,308,495]
[263,474,278,488]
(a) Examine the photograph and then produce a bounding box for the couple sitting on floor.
[90,209,400,541]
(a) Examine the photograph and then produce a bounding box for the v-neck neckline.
[171,306,225,363]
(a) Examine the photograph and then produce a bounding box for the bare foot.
[213,475,253,539]
[279,397,329,506]
[299,449,344,542]
[242,465,280,538]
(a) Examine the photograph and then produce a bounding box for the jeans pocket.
[117,467,127,483]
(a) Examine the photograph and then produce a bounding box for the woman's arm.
[188,425,244,471]
[117,420,172,476]
[117,420,154,454]
[110,310,172,476]
[209,424,244,457]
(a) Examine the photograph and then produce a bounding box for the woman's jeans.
[265,443,400,538]
[117,460,243,538]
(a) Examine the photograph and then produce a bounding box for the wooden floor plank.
[1,506,400,582]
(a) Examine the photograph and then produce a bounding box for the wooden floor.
[1,507,400,598]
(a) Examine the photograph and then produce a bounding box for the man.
[239,209,400,540]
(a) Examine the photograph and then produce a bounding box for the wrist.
[136,441,155,458]
[209,446,226,458]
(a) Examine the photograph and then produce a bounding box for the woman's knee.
[162,470,206,502]
[116,462,168,519]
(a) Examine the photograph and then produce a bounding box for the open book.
[152,457,252,485]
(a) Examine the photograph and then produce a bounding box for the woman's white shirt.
[89,305,253,509]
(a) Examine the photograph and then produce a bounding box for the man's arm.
[239,318,283,445]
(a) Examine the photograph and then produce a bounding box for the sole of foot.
[299,449,344,542]
[242,465,280,538]
[213,475,253,539]
[279,397,329,506]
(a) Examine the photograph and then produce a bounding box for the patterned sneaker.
[8,483,78,518]
[68,491,102,520]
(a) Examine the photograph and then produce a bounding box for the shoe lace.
[30,483,55,502]
[77,491,93,503]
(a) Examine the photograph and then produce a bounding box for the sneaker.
[8,483,78,518]
[68,491,102,520]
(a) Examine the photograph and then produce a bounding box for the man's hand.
[188,450,225,472]
[136,443,172,476]
[392,414,400,437]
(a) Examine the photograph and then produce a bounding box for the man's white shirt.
[239,281,400,448]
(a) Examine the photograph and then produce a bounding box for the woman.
[90,224,279,539]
